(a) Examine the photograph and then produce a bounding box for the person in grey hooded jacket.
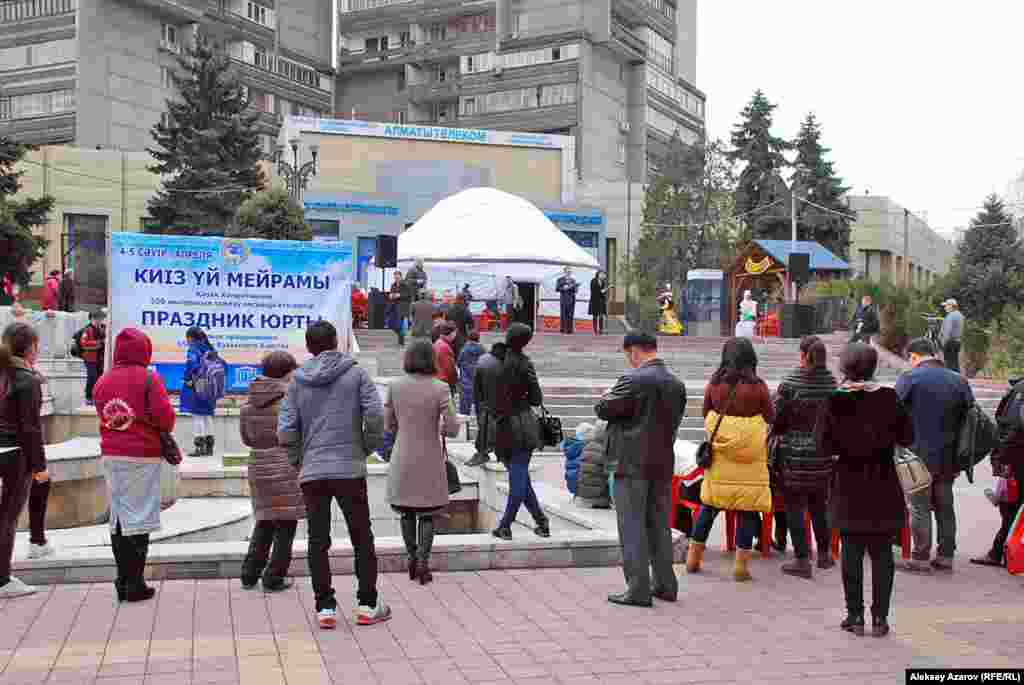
[277,320,390,630]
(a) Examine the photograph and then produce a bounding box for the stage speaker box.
[789,252,810,284]
[780,303,815,339]
[376,235,398,268]
[368,290,388,329]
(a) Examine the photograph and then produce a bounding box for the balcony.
[0,0,76,23]
[407,79,460,104]
[339,43,415,67]
[611,0,675,35]
[610,21,646,62]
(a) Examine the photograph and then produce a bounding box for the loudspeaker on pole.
[376,235,398,268]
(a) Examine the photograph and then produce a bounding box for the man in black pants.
[596,332,687,607]
[556,266,578,334]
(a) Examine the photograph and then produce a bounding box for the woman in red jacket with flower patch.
[93,328,175,603]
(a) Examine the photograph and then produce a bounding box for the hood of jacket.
[247,376,290,409]
[113,327,152,367]
[294,350,357,388]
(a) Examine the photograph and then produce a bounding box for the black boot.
[841,612,865,636]
[534,514,551,538]
[400,514,418,581]
[417,516,435,585]
[871,616,890,638]
[110,529,126,602]
[123,534,155,602]
[205,435,215,457]
[188,437,205,458]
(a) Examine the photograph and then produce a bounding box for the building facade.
[0,0,335,153]
[1005,170,1024,239]
[847,195,955,288]
[333,0,705,309]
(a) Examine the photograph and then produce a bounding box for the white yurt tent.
[396,188,601,328]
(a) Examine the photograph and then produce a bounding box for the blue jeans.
[499,450,545,529]
[692,506,760,551]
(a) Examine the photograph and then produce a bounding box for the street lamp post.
[275,137,319,204]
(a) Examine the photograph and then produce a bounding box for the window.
[65,214,109,308]
[428,23,447,42]
[246,1,272,27]
[254,46,271,69]
[449,13,495,35]
[512,12,526,35]
[392,110,406,124]
[0,39,76,71]
[467,83,576,115]
[399,31,411,47]
[551,47,560,61]
[251,90,275,113]
[276,58,319,87]
[434,65,447,83]
[435,104,449,121]
[160,66,173,88]
[617,142,626,165]
[646,28,674,74]
[461,97,475,116]
[0,89,75,120]
[397,71,405,91]
[162,24,177,45]
[460,52,493,74]
[364,37,379,52]
[497,44,579,70]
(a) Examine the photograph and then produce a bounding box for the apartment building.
[0,0,335,154]
[333,0,704,308]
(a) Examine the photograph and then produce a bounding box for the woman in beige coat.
[385,340,459,584]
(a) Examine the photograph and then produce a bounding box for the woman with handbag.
[385,339,460,584]
[0,323,46,599]
[239,351,306,592]
[771,336,838,578]
[94,328,176,603]
[492,323,550,540]
[687,337,774,582]
[816,343,913,637]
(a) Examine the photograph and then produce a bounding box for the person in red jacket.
[76,310,106,404]
[42,271,60,311]
[433,322,457,393]
[93,328,175,603]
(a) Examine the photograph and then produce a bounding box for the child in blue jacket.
[562,423,591,496]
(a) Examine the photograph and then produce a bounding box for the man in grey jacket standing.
[939,299,964,374]
[278,320,389,629]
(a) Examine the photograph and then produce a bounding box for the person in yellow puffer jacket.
[687,337,774,581]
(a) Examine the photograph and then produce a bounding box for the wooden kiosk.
[726,240,850,335]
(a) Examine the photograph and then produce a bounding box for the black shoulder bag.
[538,405,564,447]
[144,372,183,465]
[696,385,738,469]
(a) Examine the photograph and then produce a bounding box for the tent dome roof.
[397,188,600,270]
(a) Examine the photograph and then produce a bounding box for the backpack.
[193,349,226,403]
[956,401,998,483]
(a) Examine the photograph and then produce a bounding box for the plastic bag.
[994,477,1009,503]
[1007,505,1024,575]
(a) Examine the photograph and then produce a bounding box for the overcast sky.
[697,2,1024,235]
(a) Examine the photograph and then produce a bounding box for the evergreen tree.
[790,113,854,258]
[948,194,1023,323]
[728,90,791,240]
[148,32,266,235]
[231,188,312,241]
[0,139,53,304]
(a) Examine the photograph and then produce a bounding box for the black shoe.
[607,593,653,608]
[653,589,678,602]
[841,613,865,636]
[124,585,156,603]
[492,527,512,541]
[241,579,259,591]
[969,554,1004,567]
[871,617,890,638]
[262,579,293,593]
[817,557,836,570]
[115,579,126,602]
[534,522,551,538]
[205,435,216,457]
[188,437,205,458]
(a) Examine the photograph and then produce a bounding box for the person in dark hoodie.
[239,351,306,593]
[465,340,507,467]
[93,328,176,603]
[770,335,839,579]
[277,320,388,630]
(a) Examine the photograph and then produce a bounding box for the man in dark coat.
[466,342,506,467]
[58,269,75,312]
[895,338,974,574]
[405,260,428,302]
[556,266,578,334]
[588,271,609,335]
[850,295,879,343]
[595,332,687,607]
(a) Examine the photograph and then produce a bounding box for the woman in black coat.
[816,343,913,638]
[771,335,838,577]
[588,271,609,335]
[492,323,548,541]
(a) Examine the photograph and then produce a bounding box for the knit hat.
[506,323,533,351]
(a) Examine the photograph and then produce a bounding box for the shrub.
[960,321,991,378]
[982,306,1024,380]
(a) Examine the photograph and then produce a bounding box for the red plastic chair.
[670,475,701,528]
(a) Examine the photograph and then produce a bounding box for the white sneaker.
[27,542,55,559]
[0,577,38,598]
[317,607,337,630]
[355,598,392,626]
